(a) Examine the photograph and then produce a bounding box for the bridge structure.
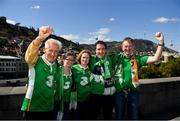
[0,77,180,120]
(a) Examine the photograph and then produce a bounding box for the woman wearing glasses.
[54,52,76,120]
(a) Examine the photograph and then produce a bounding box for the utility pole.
[170,40,173,47]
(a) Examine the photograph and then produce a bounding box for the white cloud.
[109,17,115,22]
[98,28,110,35]
[30,5,40,9]
[89,28,110,36]
[85,28,112,44]
[6,19,16,25]
[84,37,97,44]
[81,36,112,44]
[60,28,112,44]
[153,17,179,23]
[60,34,79,42]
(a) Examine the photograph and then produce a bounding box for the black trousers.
[76,100,91,120]
[89,94,115,120]
[23,111,55,120]
[53,101,77,120]
[62,102,77,120]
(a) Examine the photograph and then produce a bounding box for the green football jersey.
[21,56,58,112]
[72,64,92,102]
[113,53,148,92]
[89,55,113,95]
[55,66,73,103]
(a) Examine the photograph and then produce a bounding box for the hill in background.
[0,16,83,57]
[0,16,177,57]
[81,39,177,55]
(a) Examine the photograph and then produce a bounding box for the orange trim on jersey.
[27,99,32,111]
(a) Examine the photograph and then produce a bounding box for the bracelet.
[158,43,164,46]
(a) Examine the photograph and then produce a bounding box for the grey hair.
[45,38,62,51]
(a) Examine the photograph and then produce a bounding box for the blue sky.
[0,0,180,52]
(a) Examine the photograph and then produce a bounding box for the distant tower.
[143,31,146,39]
[170,40,173,47]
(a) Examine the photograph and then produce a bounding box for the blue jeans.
[115,90,140,120]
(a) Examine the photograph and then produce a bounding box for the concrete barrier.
[0,86,26,119]
[0,77,180,120]
[139,77,180,119]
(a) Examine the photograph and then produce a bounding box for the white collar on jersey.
[42,54,55,72]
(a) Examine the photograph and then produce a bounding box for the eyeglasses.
[65,58,74,62]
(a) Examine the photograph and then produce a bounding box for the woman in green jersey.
[71,49,92,119]
[55,52,76,120]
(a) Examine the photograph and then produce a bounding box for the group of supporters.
[21,26,164,120]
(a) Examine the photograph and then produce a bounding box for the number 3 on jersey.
[46,75,53,87]
[80,77,88,86]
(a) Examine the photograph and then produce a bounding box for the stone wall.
[0,77,180,120]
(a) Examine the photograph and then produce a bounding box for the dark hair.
[76,49,91,64]
[95,40,107,49]
[61,51,76,64]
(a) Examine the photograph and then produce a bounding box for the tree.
[139,57,180,79]
[139,64,161,79]
[159,57,180,77]
[15,23,20,26]
[0,37,8,46]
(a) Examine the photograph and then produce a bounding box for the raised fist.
[38,26,53,41]
[155,32,164,44]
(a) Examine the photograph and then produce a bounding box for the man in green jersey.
[21,26,62,120]
[114,32,164,120]
[89,40,115,119]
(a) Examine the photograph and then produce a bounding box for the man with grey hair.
[21,26,62,120]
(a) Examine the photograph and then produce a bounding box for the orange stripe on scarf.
[132,56,139,82]
[131,55,139,87]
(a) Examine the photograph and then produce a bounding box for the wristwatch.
[158,43,165,46]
